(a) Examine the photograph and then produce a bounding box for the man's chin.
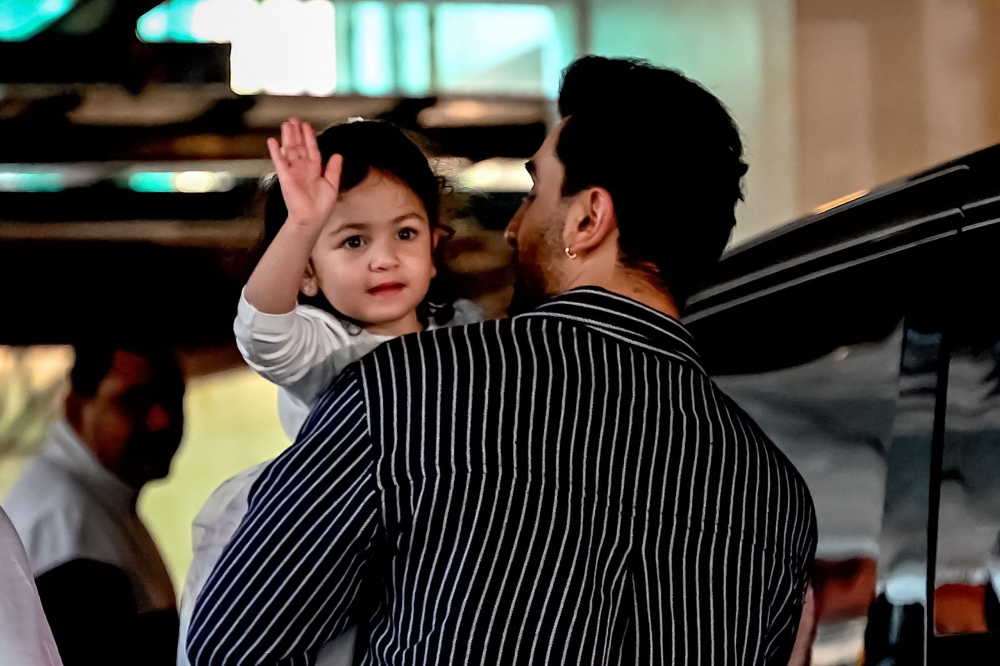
[508,247,557,316]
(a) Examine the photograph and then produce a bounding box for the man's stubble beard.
[508,248,549,316]
[507,221,564,317]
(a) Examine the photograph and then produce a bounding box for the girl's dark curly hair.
[260,120,456,329]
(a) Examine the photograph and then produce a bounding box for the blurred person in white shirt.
[4,342,185,666]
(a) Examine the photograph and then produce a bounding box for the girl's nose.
[369,241,400,271]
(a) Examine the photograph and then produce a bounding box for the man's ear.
[564,187,616,256]
[300,260,319,297]
[432,225,454,250]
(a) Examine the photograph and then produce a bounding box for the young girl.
[177,118,482,666]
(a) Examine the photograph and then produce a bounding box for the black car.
[686,145,1000,665]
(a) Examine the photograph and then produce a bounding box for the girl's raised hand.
[266,119,344,230]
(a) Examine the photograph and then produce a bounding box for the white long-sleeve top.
[233,290,483,439]
[177,292,483,666]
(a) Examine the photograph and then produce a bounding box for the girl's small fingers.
[292,118,307,147]
[281,121,295,151]
[267,139,293,182]
[323,154,344,188]
[267,137,286,167]
[303,122,322,165]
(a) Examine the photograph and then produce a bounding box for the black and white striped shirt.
[188,287,817,666]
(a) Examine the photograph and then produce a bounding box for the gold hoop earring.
[564,247,578,259]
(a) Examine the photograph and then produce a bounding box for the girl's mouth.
[368,282,406,296]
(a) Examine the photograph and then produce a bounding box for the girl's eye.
[523,193,536,204]
[398,228,417,241]
[343,236,364,249]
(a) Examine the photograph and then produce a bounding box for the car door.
[687,186,965,665]
[926,192,1000,662]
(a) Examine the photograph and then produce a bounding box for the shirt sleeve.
[763,482,818,665]
[233,290,358,406]
[186,367,381,666]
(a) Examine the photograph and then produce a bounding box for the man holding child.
[189,55,817,666]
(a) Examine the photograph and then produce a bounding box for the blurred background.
[2,0,1000,661]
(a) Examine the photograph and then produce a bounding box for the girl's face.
[303,169,436,336]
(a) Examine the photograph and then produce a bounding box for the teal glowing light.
[353,2,394,96]
[0,0,75,41]
[127,172,177,193]
[395,3,431,96]
[126,171,235,193]
[136,4,170,41]
[0,171,64,192]
[136,0,205,43]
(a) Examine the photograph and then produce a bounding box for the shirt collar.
[516,286,705,373]
[42,420,140,513]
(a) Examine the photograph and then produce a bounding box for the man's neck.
[563,268,680,320]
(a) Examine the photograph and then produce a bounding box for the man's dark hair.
[261,120,456,327]
[556,56,748,305]
[70,342,183,399]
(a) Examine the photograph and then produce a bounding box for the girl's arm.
[236,119,368,407]
[234,294,377,406]
[244,119,343,315]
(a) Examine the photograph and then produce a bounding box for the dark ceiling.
[0,0,532,347]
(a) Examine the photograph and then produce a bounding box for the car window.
[932,219,1000,655]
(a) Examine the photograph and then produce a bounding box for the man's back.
[189,288,816,666]
[359,287,816,665]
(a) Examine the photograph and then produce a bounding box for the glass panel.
[934,337,1000,637]
[433,3,573,96]
[715,325,904,666]
[870,327,947,666]
[932,221,1000,652]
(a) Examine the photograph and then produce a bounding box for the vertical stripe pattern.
[188,287,817,666]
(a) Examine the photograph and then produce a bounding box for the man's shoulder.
[5,457,85,527]
[6,452,137,569]
[368,313,579,355]
[362,318,511,363]
[711,383,816,509]
[349,319,532,401]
